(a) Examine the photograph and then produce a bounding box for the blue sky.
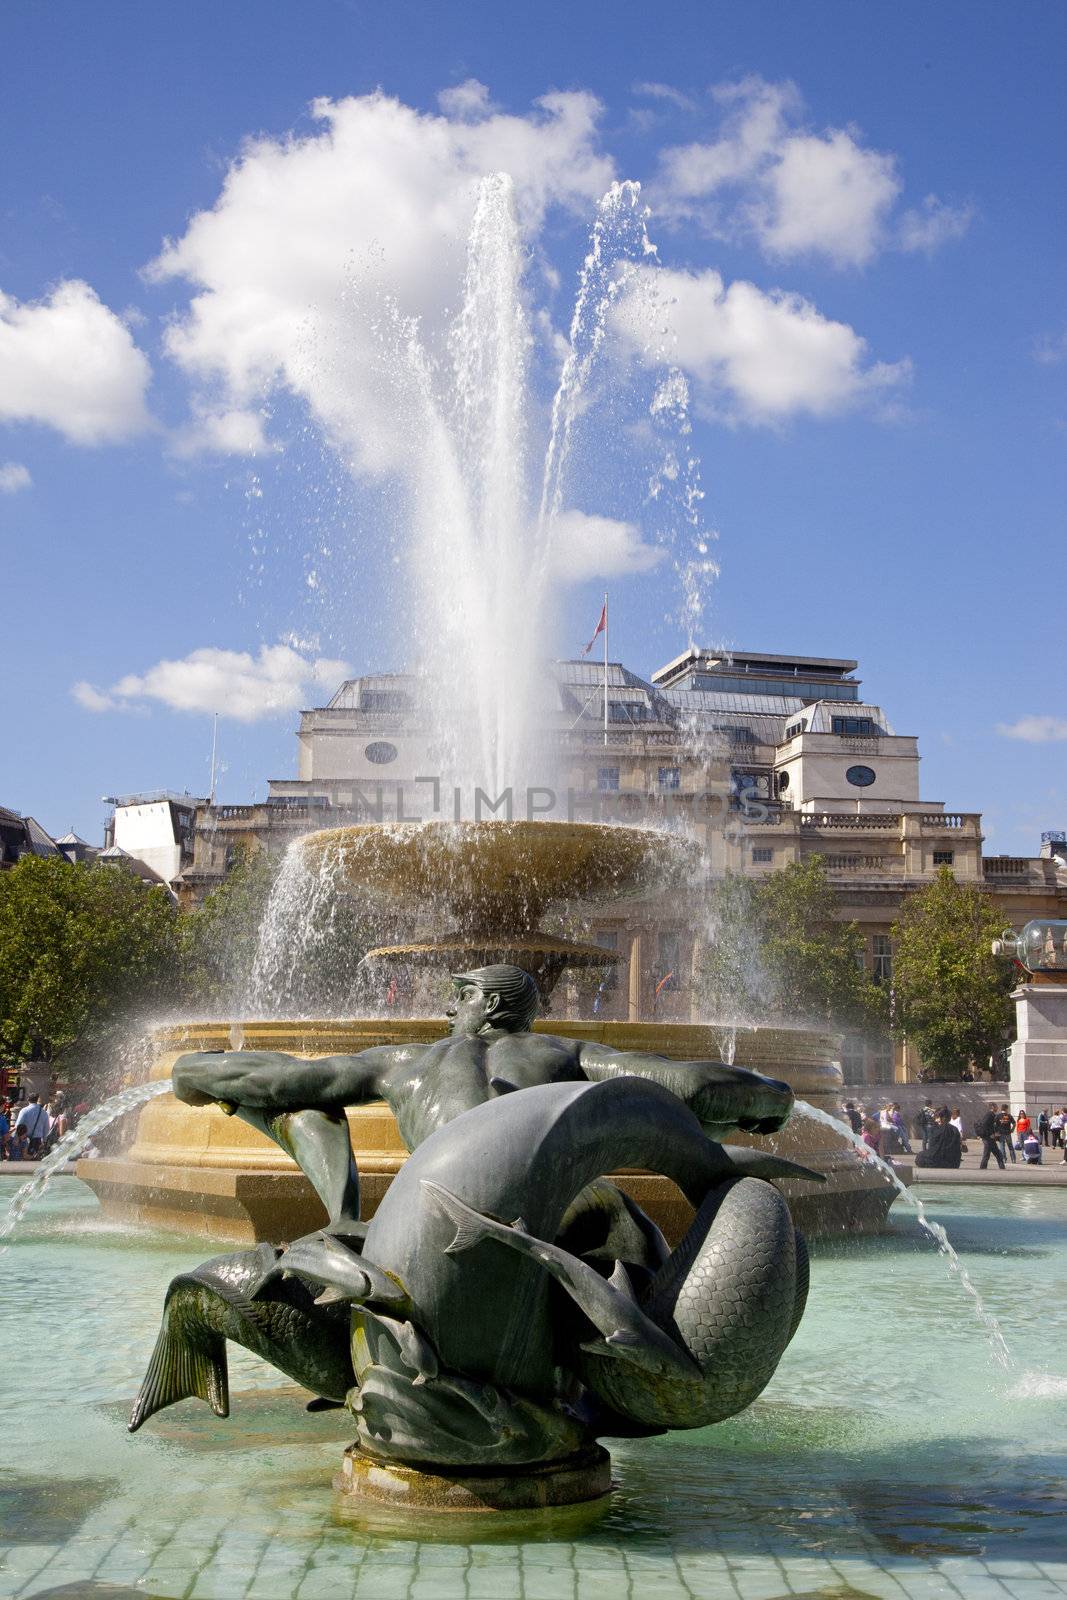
[1,1,1065,851]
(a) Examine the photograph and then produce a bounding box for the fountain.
[79,818,890,1247]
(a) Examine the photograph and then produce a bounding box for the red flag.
[582,601,607,656]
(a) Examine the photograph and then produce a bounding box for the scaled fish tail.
[128,1305,228,1433]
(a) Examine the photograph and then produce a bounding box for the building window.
[832,717,878,737]
[872,934,892,986]
[608,700,652,723]
[932,850,954,866]
[654,932,680,993]
[597,767,619,792]
[775,771,790,794]
[752,847,773,864]
[785,721,804,740]
[658,766,680,791]
[845,765,877,787]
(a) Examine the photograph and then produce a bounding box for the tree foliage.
[0,855,182,1077]
[697,857,886,1031]
[889,868,1015,1079]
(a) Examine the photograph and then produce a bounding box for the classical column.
[628,931,643,1023]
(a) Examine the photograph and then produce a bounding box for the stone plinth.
[1008,982,1067,1115]
[77,1016,896,1242]
[335,1444,611,1513]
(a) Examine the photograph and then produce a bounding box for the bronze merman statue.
[131,965,820,1471]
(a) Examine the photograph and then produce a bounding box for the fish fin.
[306,1397,345,1412]
[720,1148,826,1184]
[313,1285,351,1306]
[128,1317,229,1433]
[579,1330,644,1362]
[608,1259,637,1301]
[421,1180,493,1255]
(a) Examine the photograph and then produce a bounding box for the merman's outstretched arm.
[171,1046,418,1234]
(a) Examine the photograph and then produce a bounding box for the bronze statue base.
[335,1444,612,1514]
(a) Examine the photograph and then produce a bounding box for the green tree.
[180,845,277,1009]
[697,858,886,1031]
[0,854,182,1081]
[890,867,1015,1079]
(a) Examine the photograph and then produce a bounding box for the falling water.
[0,1079,171,1253]
[794,1099,1015,1370]
[244,838,363,1017]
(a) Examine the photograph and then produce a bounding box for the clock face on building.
[364,741,399,765]
[846,764,876,787]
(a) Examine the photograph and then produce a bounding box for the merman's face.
[445,982,495,1037]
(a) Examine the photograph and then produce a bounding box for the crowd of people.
[0,1090,90,1162]
[840,1095,1067,1171]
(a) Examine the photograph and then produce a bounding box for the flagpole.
[602,591,609,746]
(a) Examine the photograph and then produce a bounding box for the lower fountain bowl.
[77,1015,897,1241]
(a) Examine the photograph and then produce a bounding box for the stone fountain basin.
[301,820,700,932]
[78,1016,897,1245]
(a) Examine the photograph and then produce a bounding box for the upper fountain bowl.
[301,820,700,934]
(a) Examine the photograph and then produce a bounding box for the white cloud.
[549,509,665,582]
[437,79,497,121]
[146,90,614,471]
[0,279,152,444]
[170,404,272,458]
[73,643,350,723]
[898,194,974,254]
[0,462,31,493]
[658,77,796,209]
[997,716,1067,743]
[654,76,965,268]
[758,130,900,268]
[631,82,698,113]
[1034,326,1067,366]
[617,266,909,422]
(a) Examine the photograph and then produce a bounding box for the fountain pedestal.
[1008,980,1067,1116]
[335,1445,612,1514]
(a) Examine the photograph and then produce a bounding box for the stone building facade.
[177,648,1067,1081]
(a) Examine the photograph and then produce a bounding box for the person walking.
[1051,1109,1065,1150]
[890,1103,913,1155]
[950,1107,968,1154]
[995,1104,1016,1165]
[977,1104,1005,1170]
[917,1098,935,1153]
[13,1096,50,1159]
[1038,1109,1050,1147]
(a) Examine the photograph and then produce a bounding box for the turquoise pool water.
[1,1176,1065,1599]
